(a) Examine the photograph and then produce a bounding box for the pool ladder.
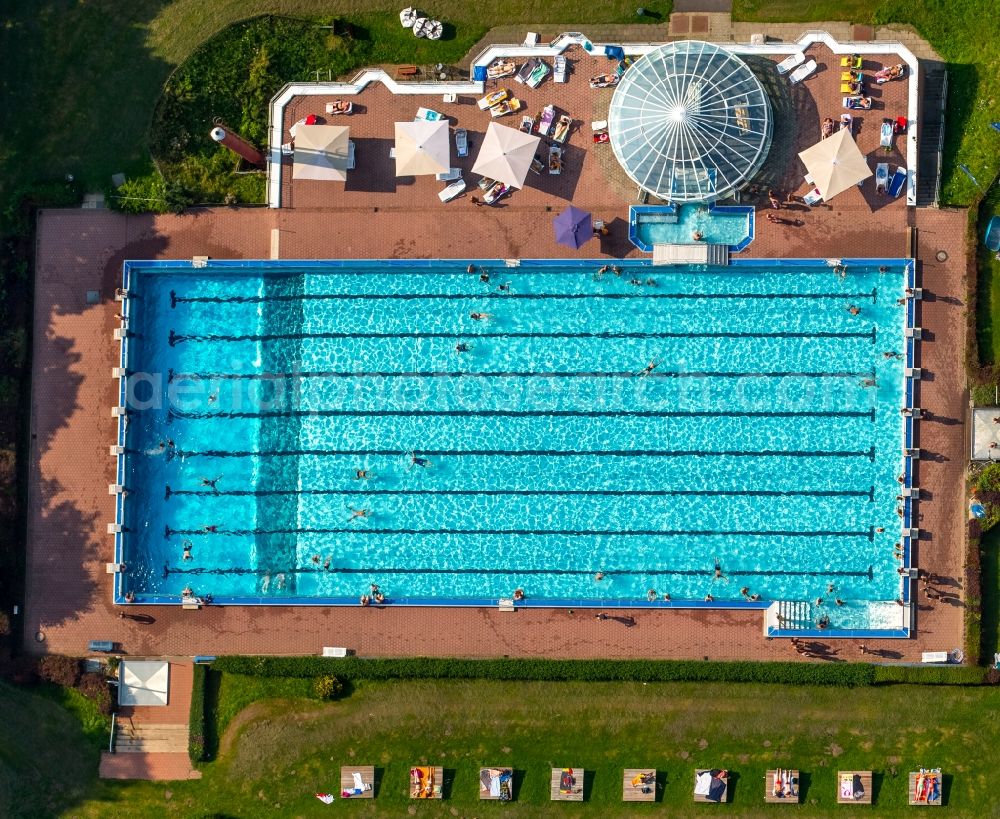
[774,600,814,630]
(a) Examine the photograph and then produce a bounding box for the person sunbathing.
[821,117,835,138]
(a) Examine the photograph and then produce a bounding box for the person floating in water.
[200,476,220,492]
[455,342,471,353]
[409,451,431,468]
[883,351,902,359]
[740,586,750,598]
[323,557,332,571]
[847,304,860,315]
[348,507,369,521]
[497,282,511,292]
[182,540,193,561]
[208,391,219,404]
[713,559,727,581]
[202,524,218,533]
[480,272,490,283]
[637,361,657,377]
[355,469,371,480]
[470,311,491,321]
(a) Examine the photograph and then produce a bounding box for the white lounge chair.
[523,31,539,46]
[880,119,894,151]
[775,52,805,75]
[875,163,889,194]
[554,55,567,83]
[438,179,466,202]
[347,140,356,171]
[788,59,817,84]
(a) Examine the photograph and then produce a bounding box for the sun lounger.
[843,95,872,110]
[554,56,567,83]
[489,98,521,118]
[438,179,465,202]
[875,63,906,83]
[789,59,818,84]
[519,115,534,133]
[841,70,862,82]
[775,52,805,75]
[346,140,355,171]
[552,114,571,143]
[435,167,461,181]
[840,81,862,94]
[455,128,468,157]
[478,89,509,110]
[487,60,516,80]
[516,58,550,88]
[880,118,894,151]
[841,54,863,69]
[538,105,556,137]
[802,187,823,206]
[415,107,445,121]
[840,113,853,133]
[876,162,889,194]
[325,100,353,115]
[481,179,509,205]
[548,145,562,175]
[589,73,619,89]
[889,166,906,198]
[529,155,544,175]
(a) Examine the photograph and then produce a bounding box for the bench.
[88,640,115,653]
[397,65,418,77]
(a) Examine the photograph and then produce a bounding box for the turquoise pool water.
[121,260,906,611]
[636,205,751,248]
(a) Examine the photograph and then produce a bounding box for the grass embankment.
[61,676,1000,817]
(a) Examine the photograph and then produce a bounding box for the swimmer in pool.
[409,451,431,468]
[355,469,371,480]
[470,311,491,321]
[348,507,369,521]
[455,343,471,353]
[637,361,657,377]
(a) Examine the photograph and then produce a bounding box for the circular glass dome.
[609,41,773,202]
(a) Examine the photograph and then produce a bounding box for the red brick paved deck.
[24,44,967,664]
[99,752,201,781]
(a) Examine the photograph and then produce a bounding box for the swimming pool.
[117,259,910,626]
[630,205,753,252]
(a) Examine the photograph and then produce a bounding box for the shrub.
[213,657,878,687]
[0,610,10,637]
[77,672,113,716]
[312,675,343,700]
[872,665,986,685]
[36,655,81,687]
[189,663,207,763]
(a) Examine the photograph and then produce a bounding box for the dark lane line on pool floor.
[165,487,876,500]
[164,526,876,539]
[169,329,878,344]
[168,408,876,420]
[160,565,876,580]
[169,447,878,460]
[170,290,879,304]
[168,369,874,381]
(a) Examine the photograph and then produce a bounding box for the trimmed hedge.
[213,657,878,687]
[873,665,986,685]
[188,663,207,763]
[211,656,992,687]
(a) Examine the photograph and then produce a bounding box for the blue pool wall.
[628,204,756,253]
[115,257,917,639]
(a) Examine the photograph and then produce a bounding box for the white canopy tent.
[471,122,541,189]
[293,125,351,182]
[118,659,170,706]
[797,128,872,201]
[394,119,450,176]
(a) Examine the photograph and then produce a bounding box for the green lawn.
[35,675,1000,817]
[0,0,670,207]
